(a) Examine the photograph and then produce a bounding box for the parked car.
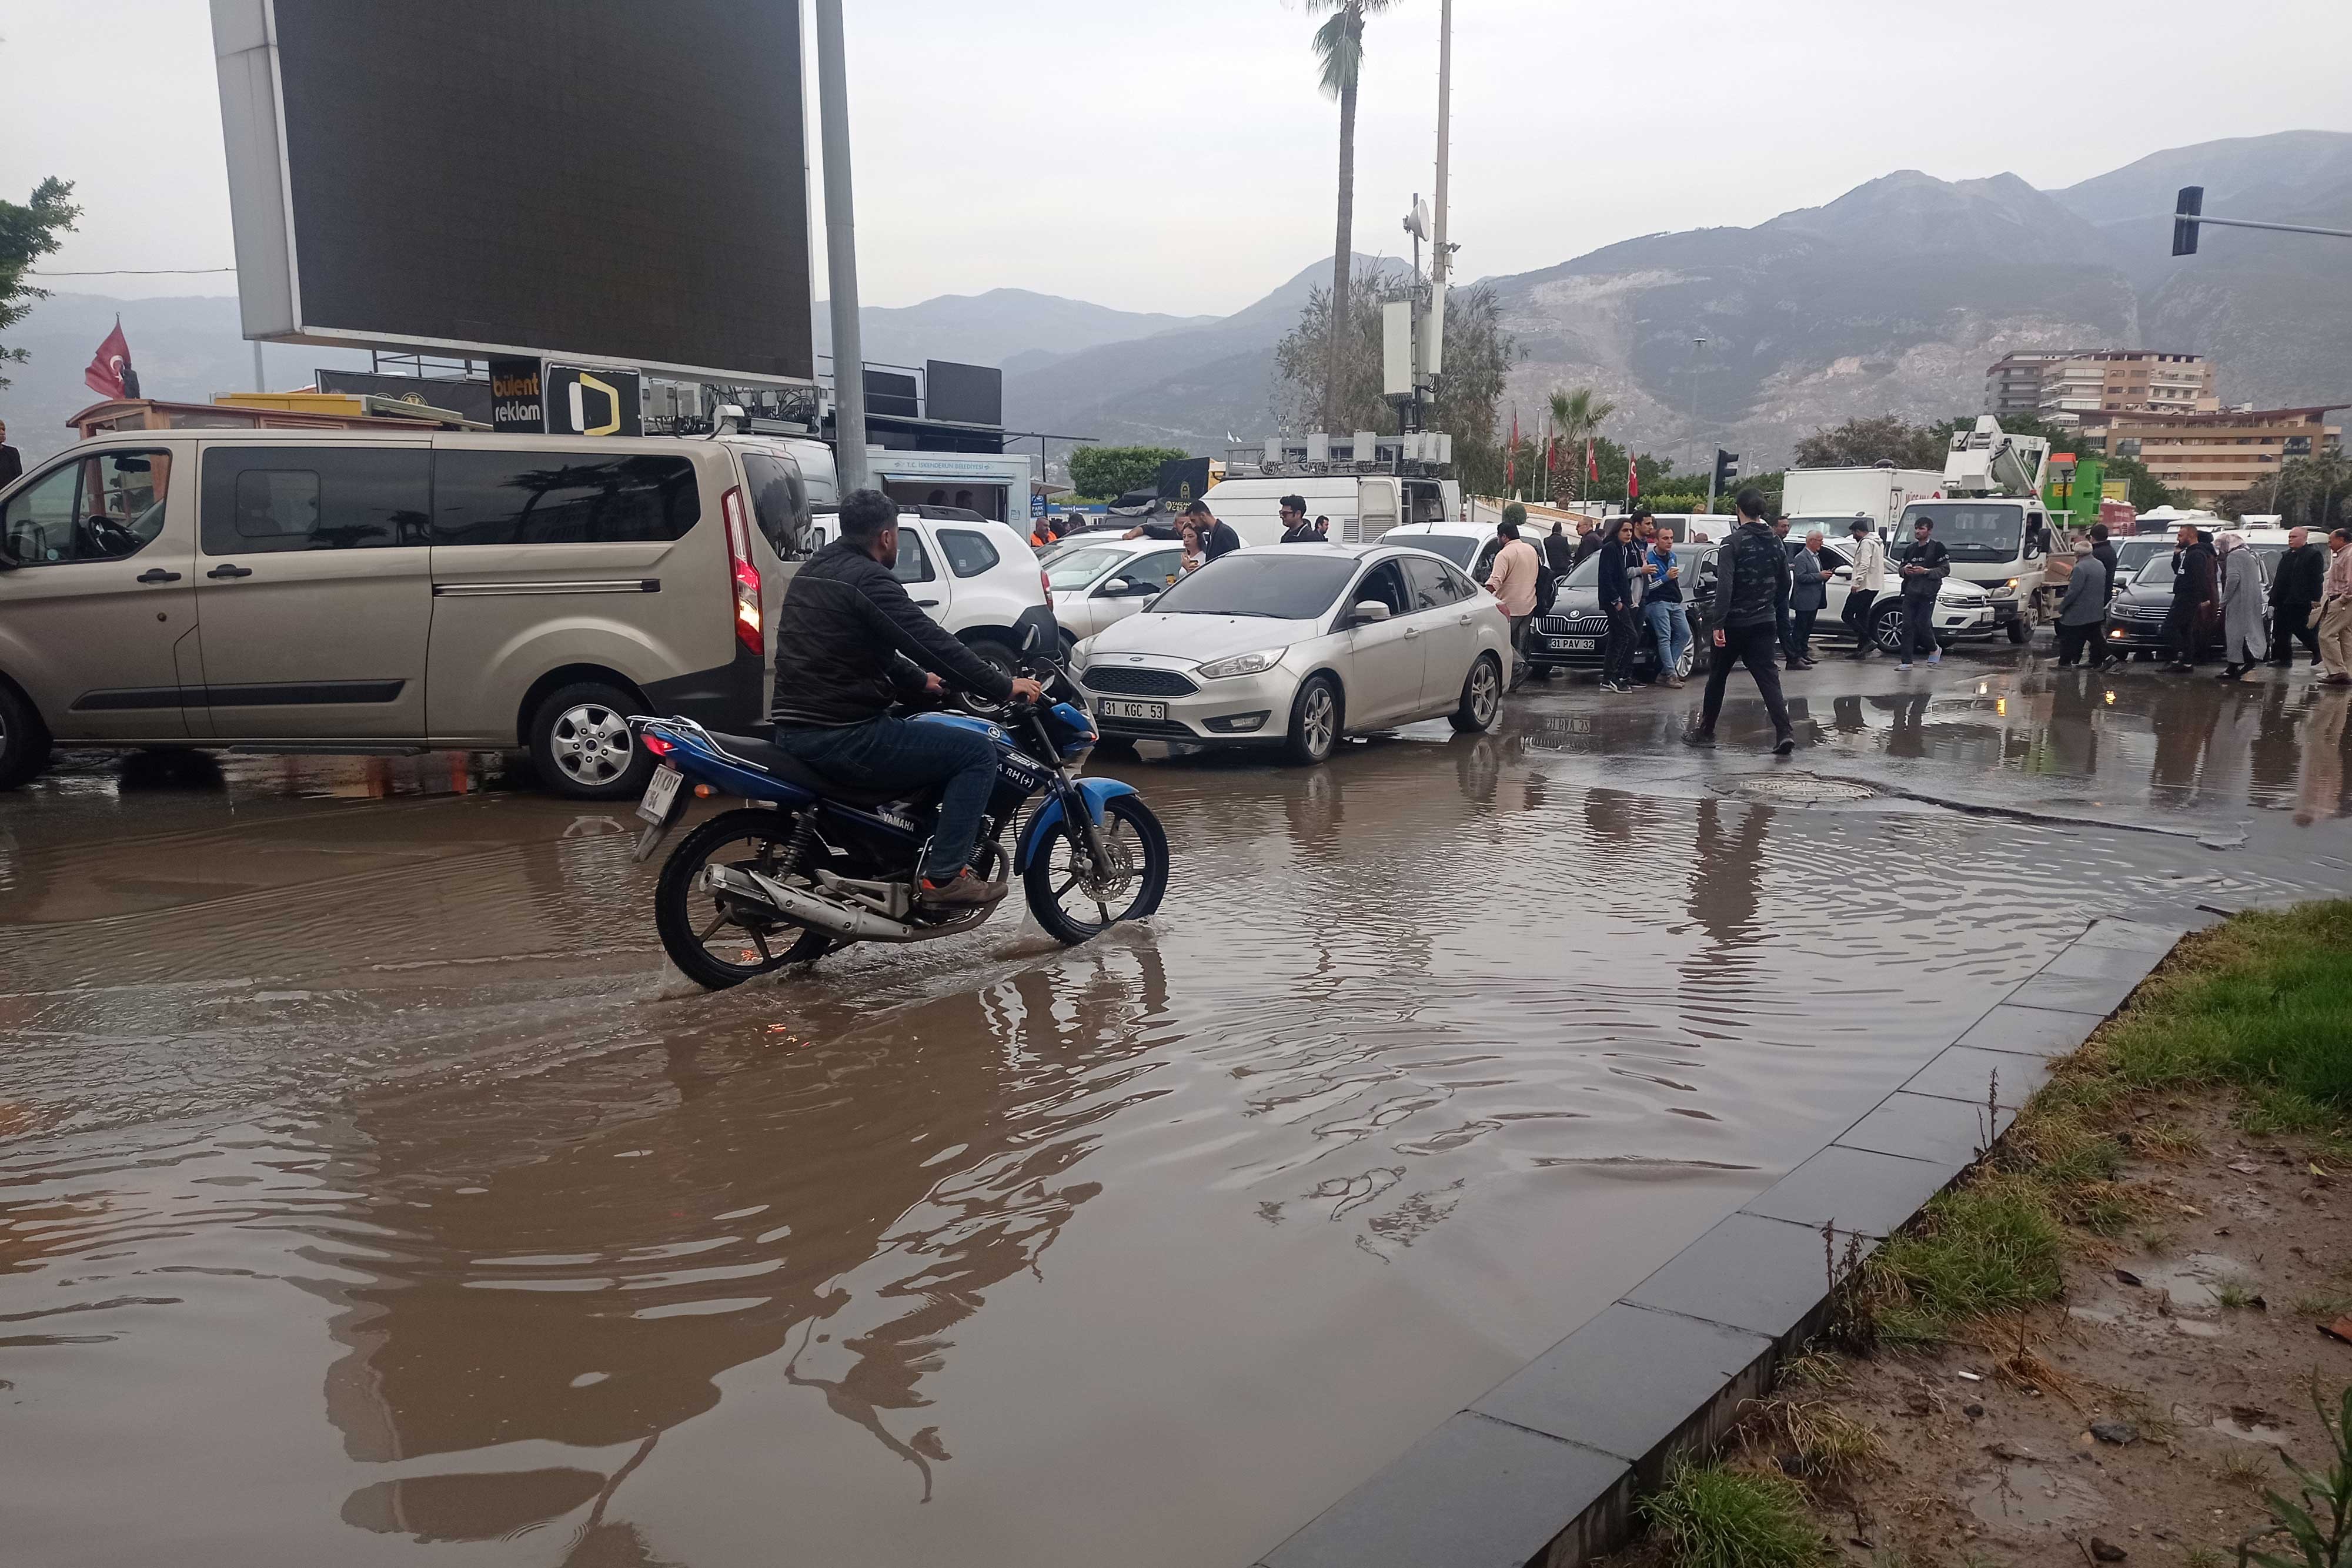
[2101,542,2281,660]
[0,429,816,800]
[1529,542,1720,680]
[1045,534,1190,650]
[1800,537,1998,651]
[807,505,1058,680]
[1069,544,1511,763]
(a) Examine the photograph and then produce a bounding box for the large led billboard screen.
[212,0,813,385]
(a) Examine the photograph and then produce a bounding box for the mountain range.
[7,130,2347,472]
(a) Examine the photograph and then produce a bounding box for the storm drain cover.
[1734,773,1880,804]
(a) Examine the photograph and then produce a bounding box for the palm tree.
[1547,386,1616,502]
[1306,0,1397,432]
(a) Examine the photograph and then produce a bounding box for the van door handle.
[137,568,182,584]
[206,564,253,580]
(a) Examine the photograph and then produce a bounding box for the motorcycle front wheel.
[1023,794,1170,945]
[656,808,833,991]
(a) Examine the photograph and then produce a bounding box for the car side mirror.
[1832,566,1853,580]
[1098,576,1133,596]
[1347,600,1392,627]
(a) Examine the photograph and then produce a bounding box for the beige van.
[0,429,811,799]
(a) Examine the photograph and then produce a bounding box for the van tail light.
[721,486,762,655]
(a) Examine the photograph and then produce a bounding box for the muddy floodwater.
[2,658,2346,1567]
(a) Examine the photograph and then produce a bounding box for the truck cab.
[1892,498,2048,644]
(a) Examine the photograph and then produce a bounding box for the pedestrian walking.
[1642,527,1690,687]
[1596,517,1643,692]
[2214,532,2269,680]
[1685,489,1796,754]
[2088,522,2121,605]
[1785,530,1827,668]
[0,419,20,492]
[1841,517,1885,658]
[1896,515,1950,668]
[2162,525,2218,671]
[2315,527,2352,684]
[2054,538,2110,667]
[1278,494,1318,543]
[1188,500,1241,560]
[2268,526,2326,667]
[1544,520,1575,576]
[1484,516,1542,690]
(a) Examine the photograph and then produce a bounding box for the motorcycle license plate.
[1549,637,1596,651]
[1098,699,1167,721]
[636,763,684,824]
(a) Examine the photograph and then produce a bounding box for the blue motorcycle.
[627,649,1168,990]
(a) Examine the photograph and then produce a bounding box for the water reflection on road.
[0,657,2344,1566]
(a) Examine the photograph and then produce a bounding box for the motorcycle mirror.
[1020,620,1041,652]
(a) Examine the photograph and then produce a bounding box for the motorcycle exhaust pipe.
[702,865,985,944]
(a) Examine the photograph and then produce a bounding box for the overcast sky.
[6,0,2350,318]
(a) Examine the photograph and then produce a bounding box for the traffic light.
[2172,185,2203,256]
[1712,447,1741,494]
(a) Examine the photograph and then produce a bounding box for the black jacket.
[1202,519,1241,559]
[2271,542,2327,607]
[1596,539,1631,609]
[1571,530,1601,565]
[0,444,20,491]
[1899,537,1951,596]
[1713,519,1792,629]
[2093,540,2120,600]
[1279,523,1318,544]
[769,539,1015,726]
[1544,531,1575,574]
[2174,540,2218,607]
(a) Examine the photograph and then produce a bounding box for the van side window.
[432,452,699,546]
[2,449,173,566]
[891,527,936,584]
[200,447,426,554]
[937,528,999,577]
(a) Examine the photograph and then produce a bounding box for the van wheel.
[0,683,52,791]
[1284,674,1341,764]
[529,681,654,801]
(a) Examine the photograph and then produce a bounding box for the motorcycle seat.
[704,731,925,812]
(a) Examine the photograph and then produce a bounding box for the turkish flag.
[85,317,140,399]
[1628,459,1640,501]
[1586,439,1598,482]
[1506,408,1519,487]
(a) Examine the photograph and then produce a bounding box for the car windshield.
[1145,553,1358,618]
[1044,547,1130,590]
[1895,504,2024,563]
[1385,532,1477,567]
[2112,538,2171,573]
[2133,556,2180,585]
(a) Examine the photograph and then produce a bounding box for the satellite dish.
[1402,196,1429,242]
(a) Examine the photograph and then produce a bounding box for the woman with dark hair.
[1596,517,1643,693]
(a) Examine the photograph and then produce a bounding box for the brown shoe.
[917,868,1006,908]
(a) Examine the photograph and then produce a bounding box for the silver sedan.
[1068,544,1514,763]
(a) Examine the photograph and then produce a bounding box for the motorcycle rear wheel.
[1023,794,1169,945]
[656,808,833,991]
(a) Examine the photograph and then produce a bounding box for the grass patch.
[2215,1275,2261,1310]
[1637,1460,1824,1568]
[1849,1174,2067,1345]
[2090,901,2352,1141]
[1745,1398,1886,1485]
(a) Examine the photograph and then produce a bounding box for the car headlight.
[1197,648,1284,680]
[2002,577,2020,593]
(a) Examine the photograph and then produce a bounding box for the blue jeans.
[771,716,998,881]
[1644,599,1690,674]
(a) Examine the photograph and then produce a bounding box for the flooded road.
[2,652,2346,1567]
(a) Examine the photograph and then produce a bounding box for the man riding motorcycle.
[767,489,1045,906]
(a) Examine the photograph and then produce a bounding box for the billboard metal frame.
[210,0,816,389]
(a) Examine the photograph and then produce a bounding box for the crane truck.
[1891,415,2057,644]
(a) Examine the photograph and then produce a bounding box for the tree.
[1067,444,1187,500]
[1792,415,1945,470]
[1544,386,1616,502]
[1304,0,1398,432]
[0,177,80,392]
[1273,273,1517,466]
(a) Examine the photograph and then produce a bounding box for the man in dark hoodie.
[2163,524,2218,671]
[1544,519,1576,576]
[1685,489,1795,754]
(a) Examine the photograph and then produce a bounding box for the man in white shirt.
[1840,516,1886,659]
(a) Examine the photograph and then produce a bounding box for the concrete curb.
[1254,915,2196,1568]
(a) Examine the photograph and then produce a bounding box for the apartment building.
[2073,405,2341,505]
[1983,349,2219,424]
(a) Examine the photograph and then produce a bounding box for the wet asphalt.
[0,639,2345,1567]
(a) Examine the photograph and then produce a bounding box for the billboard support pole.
[253,340,265,393]
[814,0,868,492]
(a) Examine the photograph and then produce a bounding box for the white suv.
[807,507,1056,678]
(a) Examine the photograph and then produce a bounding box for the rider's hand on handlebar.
[1009,676,1047,706]
[923,673,947,698]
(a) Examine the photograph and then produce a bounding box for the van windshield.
[1895,503,2024,563]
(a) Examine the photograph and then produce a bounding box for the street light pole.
[814,0,869,493]
[1683,337,1707,473]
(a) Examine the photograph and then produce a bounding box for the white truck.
[1891,416,2056,645]
[1201,432,1462,546]
[1782,464,1943,538]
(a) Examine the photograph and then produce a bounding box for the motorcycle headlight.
[1197,648,1284,680]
